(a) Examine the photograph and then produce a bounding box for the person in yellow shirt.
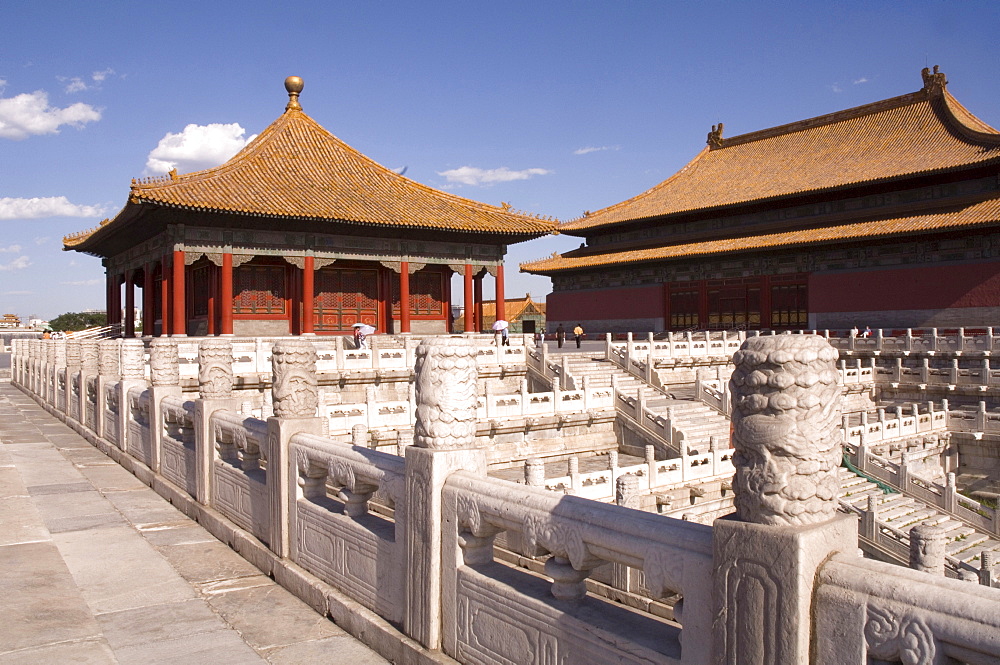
[573,324,584,348]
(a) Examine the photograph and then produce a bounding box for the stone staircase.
[838,467,1000,575]
[557,353,731,453]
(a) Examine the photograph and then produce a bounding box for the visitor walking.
[556,324,566,348]
[573,323,585,348]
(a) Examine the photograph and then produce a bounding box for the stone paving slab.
[0,381,390,664]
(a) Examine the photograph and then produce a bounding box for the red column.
[302,256,315,335]
[124,270,135,337]
[206,266,217,336]
[221,252,233,335]
[495,264,505,327]
[106,272,114,327]
[111,274,122,327]
[463,264,474,333]
[160,257,170,336]
[172,250,186,336]
[760,275,772,331]
[399,262,411,333]
[473,272,483,332]
[143,263,154,337]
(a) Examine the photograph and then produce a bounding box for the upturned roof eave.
[557,155,1000,238]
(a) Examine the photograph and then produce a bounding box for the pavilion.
[64,77,556,337]
[523,67,1000,333]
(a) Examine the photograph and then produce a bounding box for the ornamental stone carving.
[81,340,100,371]
[66,339,82,366]
[98,340,120,378]
[271,339,318,418]
[729,334,842,526]
[198,339,234,399]
[413,336,478,450]
[121,339,146,380]
[149,338,180,386]
[909,524,945,575]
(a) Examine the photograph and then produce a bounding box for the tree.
[48,311,107,332]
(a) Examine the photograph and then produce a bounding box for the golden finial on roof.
[707,122,724,148]
[285,76,304,111]
[500,201,512,211]
[168,168,178,181]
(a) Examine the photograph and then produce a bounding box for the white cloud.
[0,244,22,253]
[91,68,115,83]
[0,90,101,140]
[437,166,551,187]
[64,77,87,93]
[853,77,869,85]
[573,145,620,156]
[60,278,103,286]
[0,196,108,220]
[145,123,257,175]
[34,236,49,245]
[831,83,843,93]
[0,256,30,271]
[2,290,33,296]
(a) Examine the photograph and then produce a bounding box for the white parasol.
[352,323,376,335]
[492,320,509,331]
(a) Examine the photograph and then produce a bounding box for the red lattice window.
[390,270,446,316]
[190,264,212,317]
[234,264,287,314]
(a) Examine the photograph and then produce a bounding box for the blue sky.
[2,1,999,320]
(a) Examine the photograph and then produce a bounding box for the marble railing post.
[53,340,66,412]
[95,339,121,440]
[117,340,148,451]
[65,340,81,420]
[715,333,855,664]
[405,336,484,649]
[10,339,20,387]
[909,524,946,576]
[44,340,56,405]
[194,339,239,505]
[79,340,99,432]
[267,339,323,559]
[645,444,657,487]
[148,338,183,473]
[524,458,545,486]
[980,551,995,588]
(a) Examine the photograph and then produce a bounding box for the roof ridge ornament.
[285,76,304,111]
[707,122,724,148]
[921,65,947,95]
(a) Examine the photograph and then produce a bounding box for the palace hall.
[63,77,555,337]
[523,67,1000,333]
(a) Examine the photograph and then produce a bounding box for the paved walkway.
[0,381,389,664]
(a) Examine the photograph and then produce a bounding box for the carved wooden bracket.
[231,254,255,268]
[284,256,307,269]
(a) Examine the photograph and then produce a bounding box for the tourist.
[573,323,585,348]
[534,330,543,347]
[861,326,872,338]
[850,325,859,338]
[556,324,566,348]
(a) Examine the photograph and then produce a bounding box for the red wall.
[547,284,664,321]
[809,262,1000,312]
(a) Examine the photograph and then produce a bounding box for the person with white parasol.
[492,319,510,347]
[352,323,376,349]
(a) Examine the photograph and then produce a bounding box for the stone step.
[956,540,1000,563]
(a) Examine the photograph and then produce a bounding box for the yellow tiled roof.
[522,197,1000,274]
[65,101,556,250]
[561,84,1000,233]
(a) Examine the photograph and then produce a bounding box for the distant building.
[524,67,1000,332]
[455,293,546,334]
[64,77,554,337]
[0,314,21,329]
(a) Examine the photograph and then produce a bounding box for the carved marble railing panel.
[210,410,269,542]
[56,369,66,411]
[815,552,1000,663]
[85,376,98,431]
[288,432,406,622]
[543,449,735,501]
[126,386,151,464]
[103,381,121,447]
[159,395,197,496]
[442,472,713,665]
